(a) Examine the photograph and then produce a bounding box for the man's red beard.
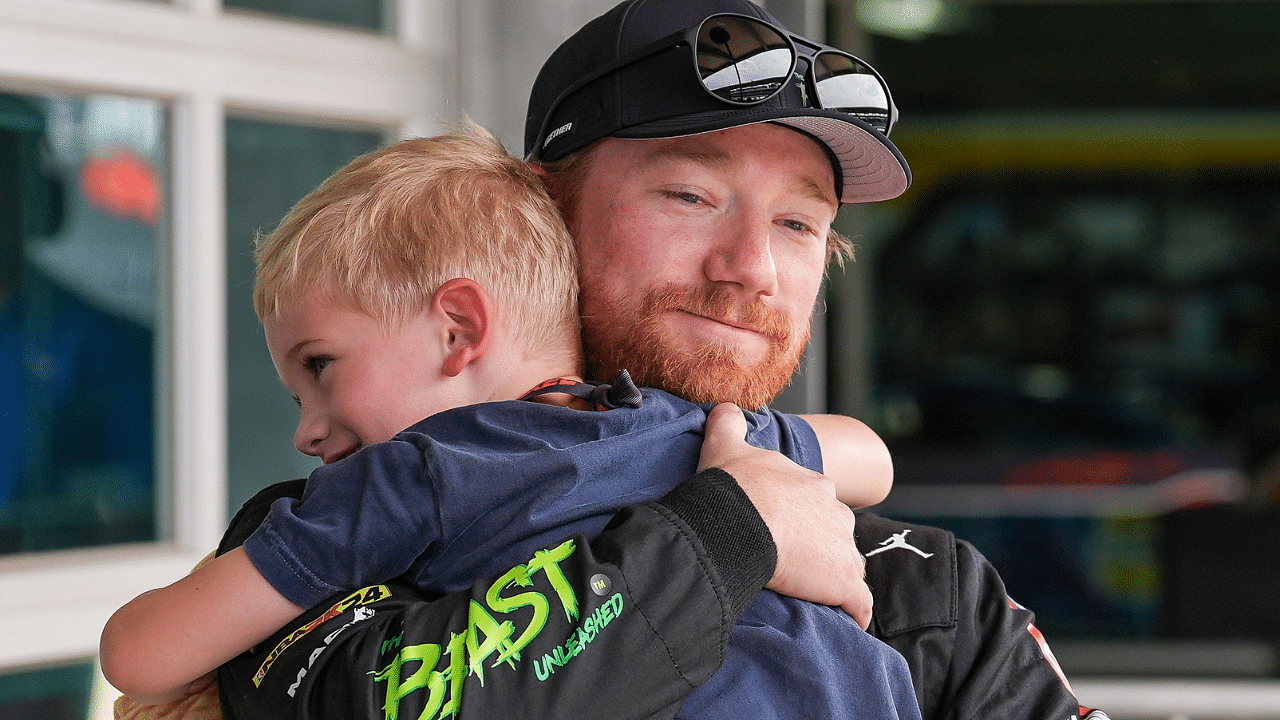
[581,283,810,409]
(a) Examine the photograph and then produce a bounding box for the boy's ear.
[433,278,493,377]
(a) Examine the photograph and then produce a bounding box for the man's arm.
[855,513,1108,720]
[215,405,875,720]
[216,468,774,720]
[699,403,873,627]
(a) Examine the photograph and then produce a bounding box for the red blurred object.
[1004,449,1188,486]
[80,151,161,225]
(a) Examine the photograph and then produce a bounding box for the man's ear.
[433,278,493,377]
[527,161,563,203]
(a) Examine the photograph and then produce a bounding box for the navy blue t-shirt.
[245,388,921,720]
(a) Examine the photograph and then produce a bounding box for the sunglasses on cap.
[532,12,898,158]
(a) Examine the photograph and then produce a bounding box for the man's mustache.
[637,284,791,343]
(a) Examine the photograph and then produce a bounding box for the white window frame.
[0,0,450,672]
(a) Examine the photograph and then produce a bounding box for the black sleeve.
[217,468,775,720]
[855,513,1108,720]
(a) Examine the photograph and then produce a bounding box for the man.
[205,1,1107,719]
[519,3,1103,719]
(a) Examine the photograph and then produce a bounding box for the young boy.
[102,126,913,719]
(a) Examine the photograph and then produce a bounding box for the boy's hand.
[698,403,873,629]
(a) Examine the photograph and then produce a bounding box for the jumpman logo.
[865,529,934,558]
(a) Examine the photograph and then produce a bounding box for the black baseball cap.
[524,0,911,204]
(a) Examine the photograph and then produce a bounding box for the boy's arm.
[112,553,223,720]
[100,547,304,705]
[115,681,222,720]
[801,412,894,508]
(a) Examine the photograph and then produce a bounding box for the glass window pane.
[0,660,93,719]
[0,91,163,554]
[868,169,1280,642]
[224,0,389,34]
[845,2,1280,672]
[225,116,383,514]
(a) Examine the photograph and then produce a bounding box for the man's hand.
[698,403,872,629]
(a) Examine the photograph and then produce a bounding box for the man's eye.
[664,190,705,206]
[781,219,814,234]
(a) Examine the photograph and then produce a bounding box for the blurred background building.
[1,1,1278,717]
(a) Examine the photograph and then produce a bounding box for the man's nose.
[704,209,779,297]
[294,407,327,457]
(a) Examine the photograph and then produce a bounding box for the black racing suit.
[853,514,1108,720]
[216,470,1108,720]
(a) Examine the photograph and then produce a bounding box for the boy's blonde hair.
[254,123,579,358]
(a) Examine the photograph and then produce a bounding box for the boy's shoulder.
[218,478,307,555]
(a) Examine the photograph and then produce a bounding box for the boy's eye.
[303,355,332,378]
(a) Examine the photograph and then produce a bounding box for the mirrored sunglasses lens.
[696,16,794,104]
[813,51,891,133]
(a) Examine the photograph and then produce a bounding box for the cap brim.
[615,108,911,204]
